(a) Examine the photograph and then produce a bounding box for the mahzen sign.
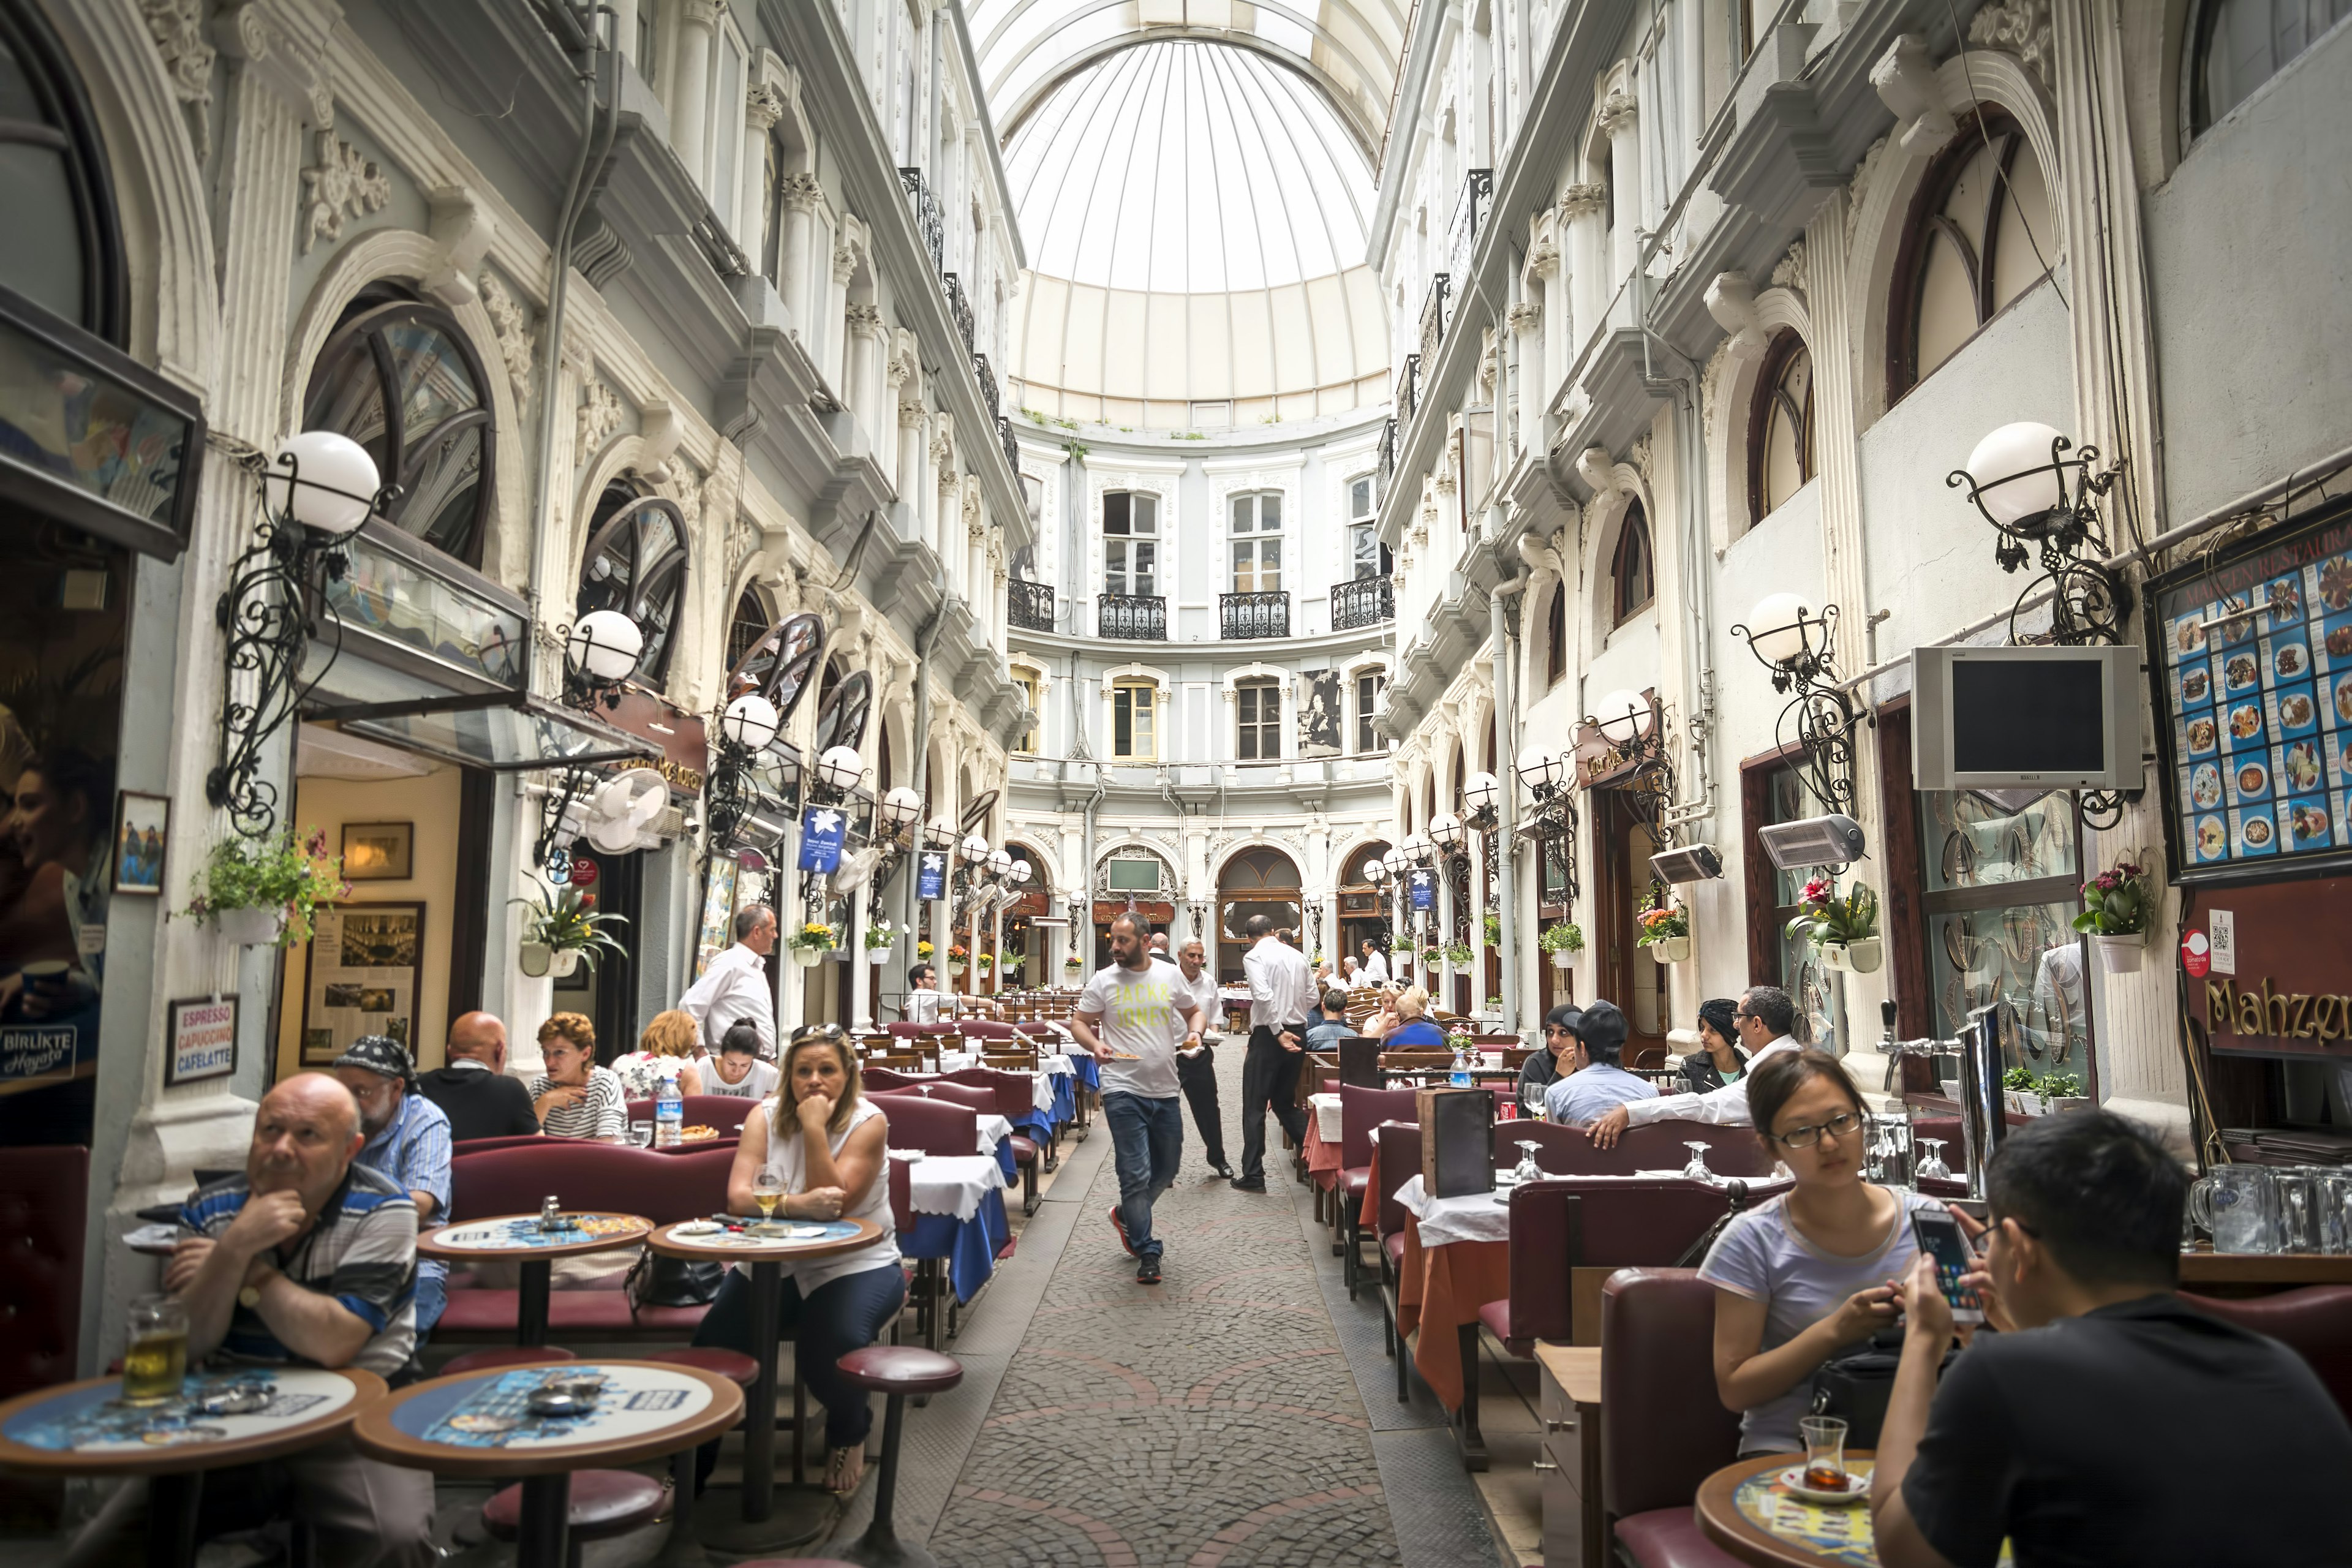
[2189,875,2352,1059]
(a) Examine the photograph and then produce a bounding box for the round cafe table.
[420,1211,654,1346]
[1696,1451,1882,1567]
[646,1216,883,1551]
[0,1365,385,1568]
[352,1359,742,1568]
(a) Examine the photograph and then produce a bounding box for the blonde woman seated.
[609,1008,705,1099]
[1374,987,1448,1048]
[690,1022,903,1495]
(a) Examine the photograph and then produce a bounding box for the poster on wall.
[300,902,424,1065]
[166,996,238,1086]
[1298,670,1342,758]
[693,859,739,979]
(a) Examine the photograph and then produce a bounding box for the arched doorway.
[1216,847,1302,984]
[1336,839,1392,976]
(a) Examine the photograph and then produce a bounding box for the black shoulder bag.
[624,1248,725,1314]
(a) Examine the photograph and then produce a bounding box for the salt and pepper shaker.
[540,1194,562,1231]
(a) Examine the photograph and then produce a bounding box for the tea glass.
[628,1120,654,1149]
[1681,1141,1716,1183]
[1512,1141,1545,1184]
[1798,1415,1851,1493]
[2316,1172,2352,1254]
[2274,1169,2325,1254]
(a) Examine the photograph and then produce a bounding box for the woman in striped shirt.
[529,1012,627,1141]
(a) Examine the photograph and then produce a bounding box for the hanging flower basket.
[1822,937,1883,974]
[549,948,582,979]
[1648,934,1692,964]
[518,940,553,978]
[215,905,287,948]
[791,946,823,968]
[788,921,835,968]
[2088,932,2144,973]
[1550,950,1575,971]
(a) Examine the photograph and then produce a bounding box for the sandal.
[826,1445,866,1494]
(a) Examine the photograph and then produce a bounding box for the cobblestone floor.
[929,1044,1403,1568]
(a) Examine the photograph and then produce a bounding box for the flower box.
[1648,935,1691,964]
[1822,937,1883,974]
[2088,932,2143,973]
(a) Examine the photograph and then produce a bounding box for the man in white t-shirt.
[1072,913,1204,1285]
[1587,984,1801,1147]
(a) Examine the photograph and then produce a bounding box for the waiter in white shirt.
[1358,938,1389,987]
[1234,914,1313,1191]
[1153,932,1231,1179]
[675,903,779,1061]
[1587,984,1802,1147]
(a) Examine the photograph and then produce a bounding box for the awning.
[309,688,658,772]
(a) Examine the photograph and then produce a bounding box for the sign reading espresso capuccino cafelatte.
[2190,875,2352,1058]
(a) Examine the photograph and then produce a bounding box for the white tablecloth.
[937,1047,979,1073]
[1309,1092,1343,1142]
[894,1152,1011,1220]
[1394,1171,1693,1249]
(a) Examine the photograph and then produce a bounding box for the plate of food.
[2277,643,2309,679]
[2323,557,2352,612]
[2329,624,2352,658]
[2237,761,2270,797]
[2291,803,2332,845]
[2286,742,2322,791]
[2228,704,2263,741]
[2191,763,2223,808]
[2270,578,2304,626]
[2337,679,2352,725]
[2186,716,2218,752]
[2174,616,2206,655]
[2224,653,2260,691]
[2244,815,2275,848]
[679,1125,720,1141]
[2282,692,2316,728]
[2180,667,2211,703]
[2196,816,2227,859]
[576,1215,649,1237]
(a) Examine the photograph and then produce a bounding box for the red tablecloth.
[1303,1111,1343,1178]
[1363,1143,1507,1414]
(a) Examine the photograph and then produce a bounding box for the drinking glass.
[2318,1172,2352,1254]
[1681,1141,1716,1183]
[2188,1166,2282,1254]
[1917,1139,1951,1181]
[1798,1415,1850,1493]
[123,1295,188,1406]
[1869,1114,1915,1189]
[1521,1082,1547,1120]
[752,1174,785,1221]
[628,1120,654,1149]
[2274,1169,2324,1254]
[1512,1140,1544,1184]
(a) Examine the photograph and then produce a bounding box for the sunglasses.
[790,1023,847,1046]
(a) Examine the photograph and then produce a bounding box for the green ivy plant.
[1539,922,1585,954]
[1482,913,1502,948]
[510,881,631,970]
[1443,940,1473,965]
[187,828,349,947]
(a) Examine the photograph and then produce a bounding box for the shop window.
[1355,669,1387,754]
[0,2,125,344]
[1917,787,2089,1083]
[1229,492,1283,594]
[2189,0,2351,137]
[1110,677,1156,760]
[1545,581,1567,685]
[1888,110,2056,401]
[1747,330,1815,526]
[577,483,689,682]
[1236,678,1280,761]
[303,291,496,568]
[1103,490,1158,597]
[1610,500,1654,625]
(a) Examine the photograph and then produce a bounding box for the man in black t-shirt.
[1873,1112,2352,1567]
[414,1011,541,1144]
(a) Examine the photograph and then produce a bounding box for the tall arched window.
[303,288,496,566]
[576,482,688,682]
[0,2,124,342]
[2188,0,2351,138]
[1610,501,1655,625]
[724,586,772,674]
[1748,330,1815,526]
[1888,111,2056,400]
[1545,581,1567,685]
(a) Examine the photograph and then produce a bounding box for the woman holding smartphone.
[1699,1050,1948,1455]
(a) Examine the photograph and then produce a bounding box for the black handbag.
[624,1249,725,1314]
[1807,1328,1960,1447]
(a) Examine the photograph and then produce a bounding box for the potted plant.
[1063,952,1084,977]
[1483,912,1502,949]
[976,951,994,979]
[1785,876,1880,973]
[917,939,935,962]
[510,880,629,978]
[1635,886,1692,964]
[1539,922,1585,971]
[946,943,968,976]
[863,921,895,965]
[1422,944,1445,970]
[189,827,347,948]
[2002,1065,2037,1117]
[788,920,835,967]
[2071,856,2152,973]
[2031,1070,2087,1115]
[1443,939,1474,967]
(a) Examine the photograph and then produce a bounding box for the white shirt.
[755,1098,899,1293]
[1244,935,1314,1033]
[1624,1036,1798,1127]
[1359,951,1389,986]
[905,987,943,1024]
[703,1056,780,1100]
[676,944,777,1060]
[1077,960,1200,1099]
[1164,958,1223,1045]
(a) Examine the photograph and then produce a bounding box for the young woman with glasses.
[1697,1049,1943,1455]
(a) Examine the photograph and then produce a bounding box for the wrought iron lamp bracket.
[1946,437,2132,647]
[1728,607,1859,818]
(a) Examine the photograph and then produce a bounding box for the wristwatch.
[238,1283,263,1309]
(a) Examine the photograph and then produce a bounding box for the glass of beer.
[752,1174,785,1221]
[123,1295,189,1406]
[1798,1415,1850,1493]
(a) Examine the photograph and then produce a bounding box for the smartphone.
[1909,1208,1985,1325]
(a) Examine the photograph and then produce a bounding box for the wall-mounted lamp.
[1948,421,2130,646]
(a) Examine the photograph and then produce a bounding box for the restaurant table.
[420,1211,655,1347]
[0,1365,385,1568]
[644,1217,883,1550]
[352,1359,742,1568]
[1695,1451,1885,1567]
[1303,1093,1344,1180]
[898,1153,1014,1306]
[1533,1344,1604,1568]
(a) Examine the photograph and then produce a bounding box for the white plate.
[673,1221,722,1237]
[1776,1466,1867,1506]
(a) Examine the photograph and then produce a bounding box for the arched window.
[1748,331,1815,525]
[724,586,772,674]
[303,288,496,566]
[0,3,124,342]
[576,482,688,682]
[2188,0,2351,137]
[1610,501,1655,625]
[1888,111,2056,400]
[1545,581,1567,685]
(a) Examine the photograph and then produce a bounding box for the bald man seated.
[166,1074,435,1568]
[415,1011,541,1143]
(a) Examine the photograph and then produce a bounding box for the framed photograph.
[341,821,414,881]
[165,996,238,1087]
[299,902,425,1064]
[111,790,170,896]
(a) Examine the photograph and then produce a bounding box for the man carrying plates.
[1070,911,1205,1285]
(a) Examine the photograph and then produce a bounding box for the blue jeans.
[692,1261,907,1467]
[1102,1091,1184,1261]
[412,1264,447,1337]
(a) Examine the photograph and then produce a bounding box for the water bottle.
[1449,1045,1471,1088]
[655,1076,684,1148]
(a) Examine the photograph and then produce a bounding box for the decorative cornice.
[898,398,924,427]
[780,172,824,215]
[141,0,214,161]
[846,303,883,331]
[1594,89,1638,137]
[1507,301,1543,333]
[1967,0,2054,94]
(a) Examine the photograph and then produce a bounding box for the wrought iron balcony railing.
[998,415,1020,476]
[1378,417,1398,486]
[973,352,1001,423]
[1419,274,1451,369]
[1097,593,1166,639]
[1447,169,1494,292]
[1396,355,1420,427]
[1008,578,1055,632]
[1330,577,1393,631]
[943,273,975,353]
[1219,590,1291,639]
[897,167,942,274]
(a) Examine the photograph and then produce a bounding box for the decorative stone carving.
[1967,0,2054,94]
[1847,135,1894,247]
[1558,183,1608,221]
[1705,271,1766,353]
[1524,236,1560,282]
[1771,239,1809,297]
[962,477,982,538]
[781,173,824,214]
[1629,432,1653,484]
[1434,464,1457,496]
[671,468,704,530]
[298,131,390,254]
[1508,301,1543,334]
[726,506,758,581]
[1595,89,1637,137]
[746,81,786,132]
[1700,334,1733,443]
[576,380,622,457]
[478,269,535,415]
[846,303,883,331]
[832,241,858,285]
[141,0,214,161]
[680,0,726,28]
[899,399,925,428]
[885,353,910,387]
[1871,36,1955,155]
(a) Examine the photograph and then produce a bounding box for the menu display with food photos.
[2155,505,2352,883]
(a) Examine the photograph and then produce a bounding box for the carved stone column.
[779,173,823,339]
[1596,88,1642,297]
[846,304,884,447]
[741,81,783,264]
[671,0,722,192]
[895,394,924,509]
[1557,183,1608,373]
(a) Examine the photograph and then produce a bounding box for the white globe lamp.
[815,745,864,793]
[1745,592,1817,669]
[269,430,380,536]
[1464,772,1500,814]
[1963,421,2069,530]
[1592,688,1654,745]
[881,786,923,826]
[568,609,644,685]
[720,692,779,752]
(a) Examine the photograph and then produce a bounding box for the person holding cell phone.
[1699,1050,1950,1455]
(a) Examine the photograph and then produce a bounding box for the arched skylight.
[1003,40,1374,294]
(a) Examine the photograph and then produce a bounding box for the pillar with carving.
[780,172,823,337]
[1598,87,1642,291]
[1558,182,1607,363]
[741,81,783,265]
[671,0,722,193]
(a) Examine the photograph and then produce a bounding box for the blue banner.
[797,805,846,873]
[1409,869,1436,911]
[916,850,948,901]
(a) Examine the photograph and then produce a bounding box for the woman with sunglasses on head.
[1679,998,1751,1094]
[689,1022,904,1495]
[1700,1049,1943,1455]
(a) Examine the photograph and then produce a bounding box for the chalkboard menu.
[2152,503,2352,884]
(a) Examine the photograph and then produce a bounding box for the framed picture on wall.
[165,995,238,1086]
[299,902,426,1064]
[111,790,169,895]
[341,821,414,881]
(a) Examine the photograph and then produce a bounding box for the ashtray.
[526,1390,595,1418]
[187,1387,273,1417]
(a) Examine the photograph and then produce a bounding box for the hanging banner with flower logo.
[916,851,947,901]
[1409,869,1436,911]
[797,807,846,873]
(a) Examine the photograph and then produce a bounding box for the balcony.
[1330,577,1393,630]
[1419,274,1450,369]
[1097,593,1166,639]
[973,351,1001,423]
[998,415,1020,475]
[1446,169,1494,293]
[943,273,975,353]
[1396,355,1420,427]
[1008,578,1055,632]
[1378,417,1398,486]
[898,167,943,274]
[1219,590,1291,639]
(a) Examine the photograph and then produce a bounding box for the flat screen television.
[1912,646,2144,792]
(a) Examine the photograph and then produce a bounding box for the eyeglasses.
[1770,1109,1863,1149]
[790,1023,847,1046]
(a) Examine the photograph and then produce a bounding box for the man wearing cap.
[1540,1000,1659,1129]
[331,1036,453,1334]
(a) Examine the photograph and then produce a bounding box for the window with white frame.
[1111,678,1158,760]
[894,3,921,162]
[1229,492,1282,594]
[1012,666,1043,753]
[1355,670,1387,754]
[1236,679,1281,761]
[1103,491,1159,597]
[1348,476,1381,579]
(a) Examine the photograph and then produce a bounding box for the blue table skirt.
[992,1134,1019,1185]
[1068,1055,1099,1092]
[1013,1076,1076,1148]
[900,1187,1011,1302]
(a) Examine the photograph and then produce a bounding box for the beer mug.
[2188,1166,2282,1255]
[2318,1172,2352,1254]
[2274,1169,2326,1254]
[123,1294,189,1406]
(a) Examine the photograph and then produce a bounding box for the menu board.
[2154,505,2352,883]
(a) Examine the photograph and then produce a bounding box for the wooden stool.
[831,1346,963,1568]
[483,1470,668,1568]
[439,1346,576,1378]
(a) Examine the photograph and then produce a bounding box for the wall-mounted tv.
[1912,645,2144,793]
